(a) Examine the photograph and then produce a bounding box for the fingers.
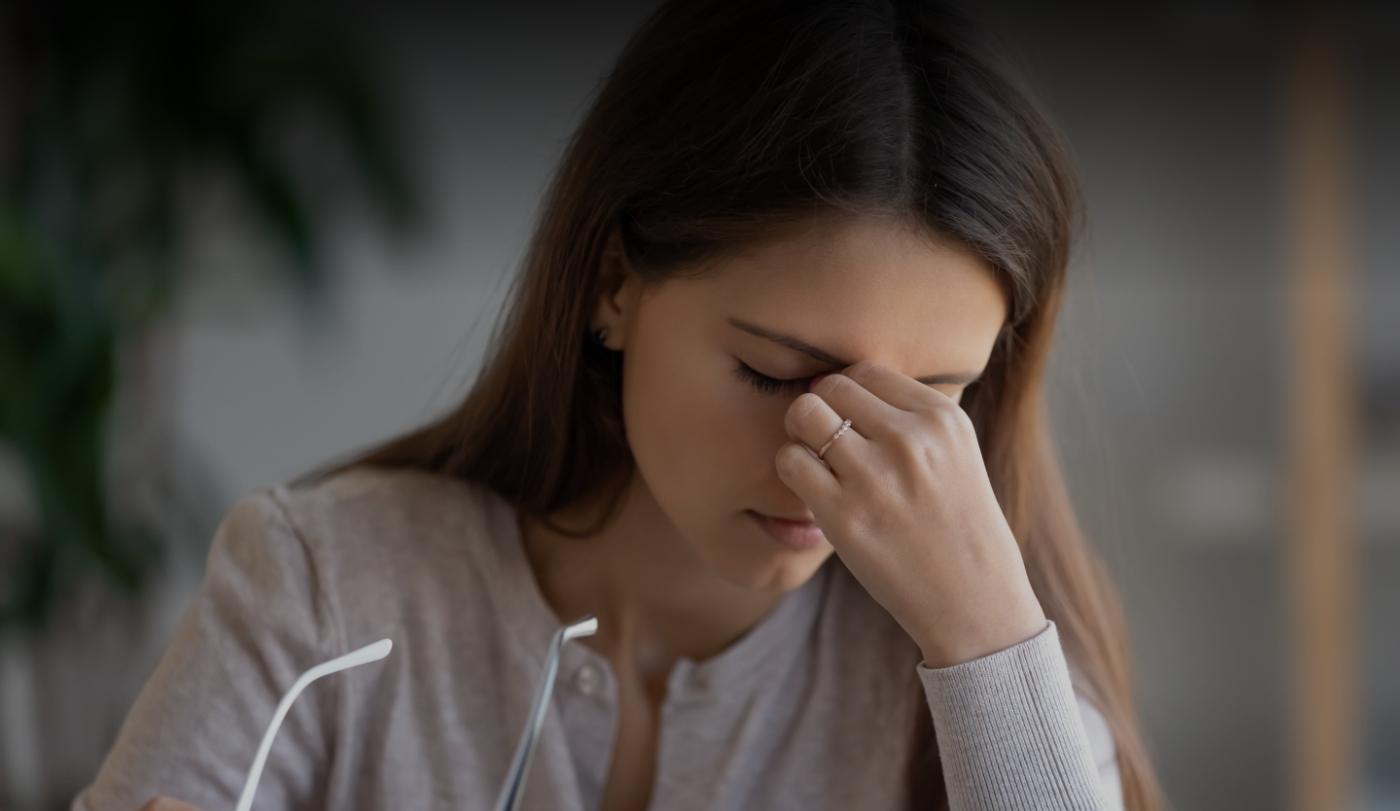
[775,438,842,508]
[784,390,869,477]
[803,369,899,444]
[781,360,954,513]
[843,360,950,413]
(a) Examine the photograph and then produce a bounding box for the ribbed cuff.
[915,619,1109,809]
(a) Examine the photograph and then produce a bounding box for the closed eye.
[732,361,811,395]
[732,358,970,402]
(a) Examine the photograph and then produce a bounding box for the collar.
[482,484,831,706]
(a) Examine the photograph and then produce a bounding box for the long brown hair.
[295,0,1164,807]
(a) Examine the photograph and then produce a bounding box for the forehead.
[687,215,1009,362]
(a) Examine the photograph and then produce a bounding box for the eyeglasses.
[235,637,394,811]
[494,613,599,811]
[232,614,598,811]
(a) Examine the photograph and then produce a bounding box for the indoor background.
[1,1,1396,809]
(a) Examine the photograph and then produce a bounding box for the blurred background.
[0,1,1395,809]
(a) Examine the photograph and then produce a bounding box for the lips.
[755,511,817,525]
[748,510,826,550]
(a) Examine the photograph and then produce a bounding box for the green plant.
[0,0,418,629]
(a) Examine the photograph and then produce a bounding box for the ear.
[592,225,640,338]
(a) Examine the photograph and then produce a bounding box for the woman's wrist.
[916,595,1049,670]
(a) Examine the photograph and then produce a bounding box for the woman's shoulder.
[262,462,506,541]
[217,464,518,621]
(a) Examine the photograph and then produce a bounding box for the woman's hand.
[775,360,1048,669]
[137,798,204,811]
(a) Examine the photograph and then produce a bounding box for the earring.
[592,326,609,346]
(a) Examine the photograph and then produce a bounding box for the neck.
[517,474,785,692]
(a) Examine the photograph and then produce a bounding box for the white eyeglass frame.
[231,613,598,811]
[493,614,599,811]
[234,638,393,811]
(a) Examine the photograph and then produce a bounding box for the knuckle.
[945,403,975,433]
[922,399,965,430]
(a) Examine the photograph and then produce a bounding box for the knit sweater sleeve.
[70,490,340,811]
[915,619,1125,810]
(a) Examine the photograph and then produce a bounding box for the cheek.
[620,349,716,484]
[620,353,781,504]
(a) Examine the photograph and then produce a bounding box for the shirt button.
[574,663,600,696]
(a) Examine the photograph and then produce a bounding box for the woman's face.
[598,214,1009,594]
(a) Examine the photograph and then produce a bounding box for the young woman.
[74,0,1164,809]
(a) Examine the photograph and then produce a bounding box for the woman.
[75,0,1164,808]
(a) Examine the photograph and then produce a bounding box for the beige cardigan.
[73,465,1122,810]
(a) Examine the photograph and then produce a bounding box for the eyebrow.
[726,316,985,386]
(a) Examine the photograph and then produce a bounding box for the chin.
[710,543,833,594]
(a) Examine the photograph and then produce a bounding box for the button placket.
[555,651,617,809]
[573,662,601,696]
